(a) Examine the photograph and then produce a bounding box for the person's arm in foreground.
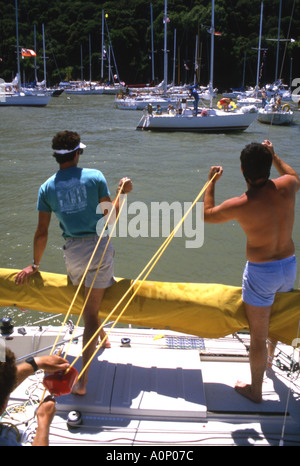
[15,355,69,446]
[32,396,56,446]
[16,354,70,386]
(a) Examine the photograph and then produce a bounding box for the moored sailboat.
[137,0,258,133]
[257,101,294,125]
[0,1,51,107]
[0,75,51,107]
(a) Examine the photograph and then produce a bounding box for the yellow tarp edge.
[0,268,299,345]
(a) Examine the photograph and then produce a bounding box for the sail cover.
[0,268,299,346]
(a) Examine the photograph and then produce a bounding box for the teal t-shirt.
[37,166,110,238]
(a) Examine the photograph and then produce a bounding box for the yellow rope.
[72,175,216,380]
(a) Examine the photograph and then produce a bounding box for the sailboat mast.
[194,35,198,86]
[150,3,155,83]
[275,0,282,82]
[173,29,176,86]
[209,0,215,107]
[15,0,21,83]
[42,24,47,87]
[255,2,263,98]
[163,0,168,95]
[34,24,38,82]
[101,10,104,81]
[89,34,92,82]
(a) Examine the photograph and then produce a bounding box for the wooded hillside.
[0,0,299,91]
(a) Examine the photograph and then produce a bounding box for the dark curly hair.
[52,131,81,164]
[240,142,272,186]
[0,348,17,411]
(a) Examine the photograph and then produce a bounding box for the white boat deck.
[4,327,300,446]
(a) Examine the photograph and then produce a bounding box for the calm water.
[1,94,300,325]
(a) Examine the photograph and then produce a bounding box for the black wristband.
[25,357,38,372]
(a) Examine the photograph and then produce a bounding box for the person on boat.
[275,94,282,110]
[190,86,199,115]
[203,140,300,403]
[261,90,267,108]
[0,348,69,446]
[155,104,162,114]
[15,131,133,396]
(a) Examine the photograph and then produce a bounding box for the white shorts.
[63,235,116,289]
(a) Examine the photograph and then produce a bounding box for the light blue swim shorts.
[242,255,297,307]
[63,235,116,289]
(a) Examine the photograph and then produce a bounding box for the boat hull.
[137,109,258,132]
[257,109,294,125]
[0,93,51,107]
[0,268,299,345]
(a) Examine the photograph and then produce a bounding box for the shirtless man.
[204,140,300,403]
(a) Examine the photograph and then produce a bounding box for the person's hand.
[262,139,274,156]
[208,166,223,182]
[15,265,39,285]
[36,395,56,427]
[35,355,70,373]
[118,177,133,194]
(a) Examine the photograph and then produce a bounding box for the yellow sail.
[0,268,299,346]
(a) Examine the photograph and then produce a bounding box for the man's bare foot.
[72,380,87,396]
[99,329,111,348]
[234,381,262,403]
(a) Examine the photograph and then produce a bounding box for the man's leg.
[267,337,278,368]
[235,303,272,403]
[72,286,109,396]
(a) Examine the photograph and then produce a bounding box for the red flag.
[21,48,36,57]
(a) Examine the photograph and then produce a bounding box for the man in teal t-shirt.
[15,131,133,396]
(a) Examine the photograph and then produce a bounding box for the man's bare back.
[233,176,297,263]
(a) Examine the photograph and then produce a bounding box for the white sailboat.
[0,1,51,107]
[257,102,294,125]
[0,80,51,107]
[257,0,294,126]
[137,0,257,133]
[63,11,124,96]
[63,81,105,95]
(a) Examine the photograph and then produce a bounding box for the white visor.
[54,142,86,155]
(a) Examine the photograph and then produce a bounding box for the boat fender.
[282,104,290,112]
[147,103,153,114]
